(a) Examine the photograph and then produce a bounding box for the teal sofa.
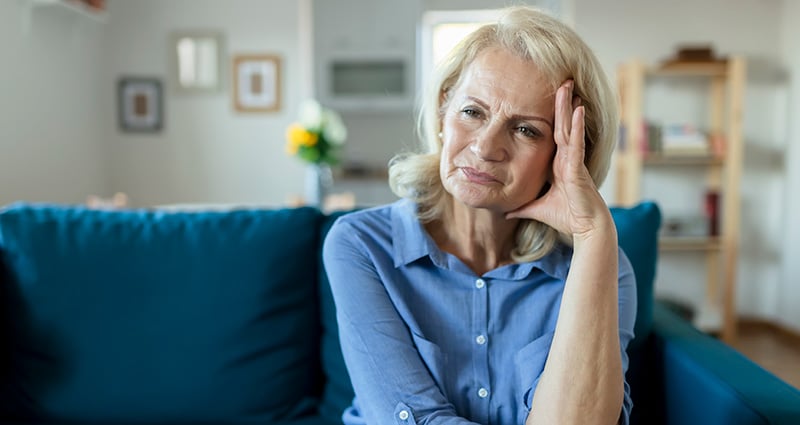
[0,202,799,424]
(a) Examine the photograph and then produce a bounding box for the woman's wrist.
[571,209,617,249]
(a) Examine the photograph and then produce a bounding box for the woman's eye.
[517,126,542,138]
[461,108,481,118]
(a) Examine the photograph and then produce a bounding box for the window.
[418,10,502,91]
[417,4,571,91]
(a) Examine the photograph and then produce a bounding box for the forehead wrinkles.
[456,60,554,120]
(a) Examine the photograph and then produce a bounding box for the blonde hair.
[389,6,618,262]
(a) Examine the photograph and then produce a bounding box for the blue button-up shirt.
[323,199,636,425]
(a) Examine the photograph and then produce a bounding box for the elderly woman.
[323,5,635,425]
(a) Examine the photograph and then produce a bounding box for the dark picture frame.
[118,77,163,132]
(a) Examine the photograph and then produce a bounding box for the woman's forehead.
[450,48,556,111]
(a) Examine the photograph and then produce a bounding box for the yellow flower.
[286,123,318,147]
[285,139,299,155]
[284,100,347,165]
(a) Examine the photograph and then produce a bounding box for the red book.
[705,190,720,236]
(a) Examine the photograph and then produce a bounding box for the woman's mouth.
[461,167,500,184]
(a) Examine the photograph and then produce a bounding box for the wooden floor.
[729,321,800,389]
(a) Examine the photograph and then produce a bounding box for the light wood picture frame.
[233,54,281,112]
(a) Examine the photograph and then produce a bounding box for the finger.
[554,80,574,146]
[570,105,586,164]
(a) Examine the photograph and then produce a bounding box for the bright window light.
[419,10,501,91]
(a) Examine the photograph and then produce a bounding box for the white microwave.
[319,52,414,111]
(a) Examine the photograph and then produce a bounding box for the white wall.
[573,0,789,326]
[2,0,797,329]
[312,0,421,170]
[102,0,307,207]
[0,1,108,206]
[779,0,800,333]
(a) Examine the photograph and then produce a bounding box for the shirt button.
[478,387,489,398]
[398,410,409,420]
[475,278,486,289]
[476,334,487,345]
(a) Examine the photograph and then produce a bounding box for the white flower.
[322,109,347,145]
[299,99,323,129]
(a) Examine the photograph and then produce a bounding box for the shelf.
[643,154,724,166]
[335,166,389,181]
[648,61,728,77]
[659,236,721,251]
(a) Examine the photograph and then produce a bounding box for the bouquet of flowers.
[285,100,347,165]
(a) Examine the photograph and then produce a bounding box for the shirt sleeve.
[323,218,481,425]
[616,248,637,425]
[517,247,637,424]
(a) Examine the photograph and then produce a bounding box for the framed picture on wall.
[118,77,163,132]
[233,54,281,112]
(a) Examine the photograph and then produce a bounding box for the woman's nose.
[470,125,507,161]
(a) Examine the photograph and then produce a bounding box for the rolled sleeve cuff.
[343,400,419,425]
[394,402,417,425]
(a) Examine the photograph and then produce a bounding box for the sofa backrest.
[317,211,356,421]
[0,204,325,424]
[610,201,662,348]
[0,201,661,424]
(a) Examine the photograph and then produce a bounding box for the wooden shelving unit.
[615,57,746,343]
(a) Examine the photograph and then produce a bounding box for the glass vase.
[305,163,333,208]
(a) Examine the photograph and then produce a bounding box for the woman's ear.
[439,87,452,114]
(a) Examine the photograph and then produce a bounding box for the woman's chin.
[444,181,510,211]
[450,192,508,214]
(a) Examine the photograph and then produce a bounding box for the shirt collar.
[390,199,570,280]
[391,199,437,267]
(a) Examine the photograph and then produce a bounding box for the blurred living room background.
[1,0,798,387]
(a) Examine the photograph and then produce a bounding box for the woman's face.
[440,46,557,214]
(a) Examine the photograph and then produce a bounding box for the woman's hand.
[506,80,612,240]
[516,82,625,425]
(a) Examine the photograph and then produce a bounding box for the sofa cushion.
[0,204,322,423]
[610,201,662,349]
[317,211,356,423]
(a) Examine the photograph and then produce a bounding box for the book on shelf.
[661,124,710,156]
[638,121,717,158]
[662,214,710,238]
[639,121,662,155]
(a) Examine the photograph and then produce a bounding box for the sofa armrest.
[652,302,800,425]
